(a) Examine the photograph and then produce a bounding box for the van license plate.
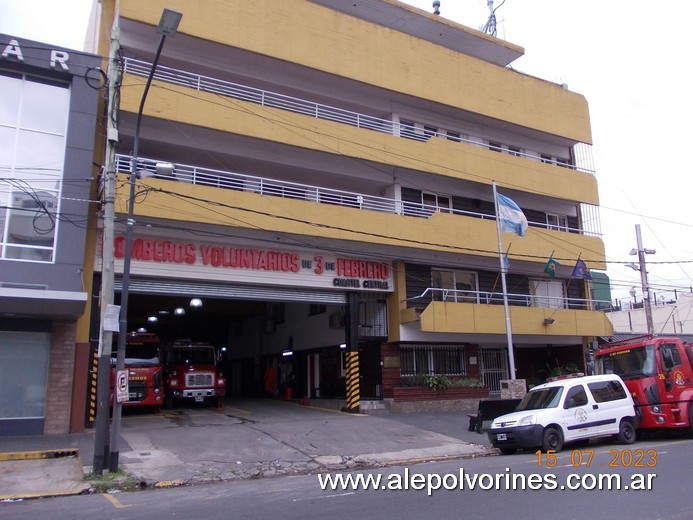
[496,433,507,441]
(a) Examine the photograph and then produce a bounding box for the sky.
[1,0,691,306]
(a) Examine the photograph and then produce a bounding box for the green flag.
[544,255,560,276]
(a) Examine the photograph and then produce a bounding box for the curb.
[0,449,80,462]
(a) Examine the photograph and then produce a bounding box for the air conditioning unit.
[329,311,345,329]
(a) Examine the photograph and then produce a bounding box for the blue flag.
[497,193,528,237]
[571,258,592,280]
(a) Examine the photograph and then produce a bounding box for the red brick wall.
[43,321,77,434]
[381,342,401,398]
[69,342,91,433]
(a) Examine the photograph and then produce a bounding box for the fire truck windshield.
[170,347,215,364]
[597,344,657,380]
[110,344,160,365]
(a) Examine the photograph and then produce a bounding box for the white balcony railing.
[408,288,610,311]
[116,154,599,236]
[121,57,595,175]
[118,154,598,236]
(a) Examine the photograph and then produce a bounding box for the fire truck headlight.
[519,415,536,426]
[154,388,160,394]
[169,380,178,387]
[656,416,665,424]
[218,378,225,385]
[652,405,662,413]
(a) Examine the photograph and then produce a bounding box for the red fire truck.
[595,336,693,432]
[164,341,225,408]
[110,332,164,411]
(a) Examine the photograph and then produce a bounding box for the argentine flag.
[496,193,528,237]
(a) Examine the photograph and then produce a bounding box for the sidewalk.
[0,399,495,500]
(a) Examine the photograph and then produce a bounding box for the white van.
[487,374,637,454]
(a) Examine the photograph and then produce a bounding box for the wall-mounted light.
[155,162,175,177]
[190,298,203,308]
[339,343,347,350]
[147,316,158,323]
[174,307,186,316]
[543,318,555,325]
[137,327,147,333]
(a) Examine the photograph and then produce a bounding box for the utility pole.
[632,224,655,336]
[92,9,121,476]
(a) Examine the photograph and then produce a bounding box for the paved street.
[2,435,689,520]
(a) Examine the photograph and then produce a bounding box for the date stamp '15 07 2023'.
[535,448,657,469]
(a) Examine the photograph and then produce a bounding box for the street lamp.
[627,224,655,336]
[109,8,182,472]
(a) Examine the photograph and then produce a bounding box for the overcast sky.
[1,0,691,305]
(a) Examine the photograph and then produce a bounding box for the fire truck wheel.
[164,396,173,409]
[541,426,563,452]
[617,419,636,444]
[215,397,224,409]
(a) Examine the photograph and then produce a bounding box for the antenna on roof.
[432,1,440,15]
[482,0,503,36]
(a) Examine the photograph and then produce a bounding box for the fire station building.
[4,0,614,436]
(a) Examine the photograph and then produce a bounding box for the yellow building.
[85,0,612,417]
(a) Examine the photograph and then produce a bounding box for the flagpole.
[492,182,517,380]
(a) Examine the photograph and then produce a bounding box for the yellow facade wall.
[418,301,614,337]
[117,0,592,144]
[119,75,599,205]
[115,174,606,269]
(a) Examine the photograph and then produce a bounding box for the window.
[564,385,588,408]
[660,343,682,370]
[540,154,553,164]
[422,192,451,214]
[400,119,425,141]
[488,141,502,152]
[546,214,569,231]
[446,131,461,142]
[0,72,69,263]
[400,344,466,376]
[587,380,628,403]
[431,269,479,302]
[423,125,438,140]
[530,279,565,309]
[0,331,50,419]
[508,145,522,157]
[518,387,563,410]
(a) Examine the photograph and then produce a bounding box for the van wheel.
[499,447,516,455]
[542,426,563,452]
[618,419,636,444]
